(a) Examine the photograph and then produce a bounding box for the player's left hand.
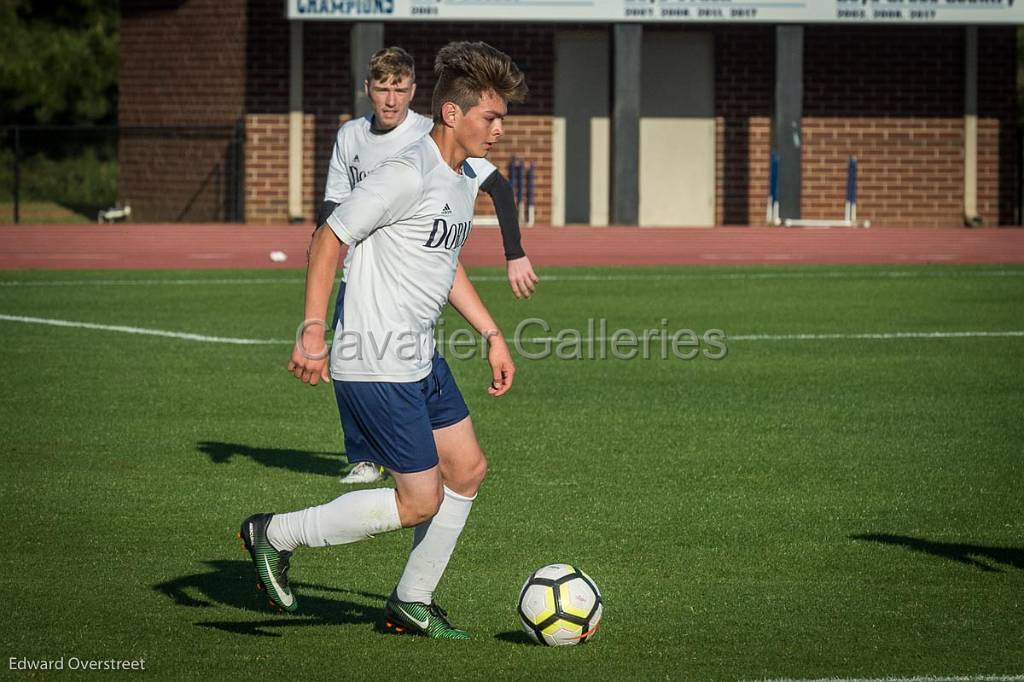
[507,256,539,299]
[486,333,515,397]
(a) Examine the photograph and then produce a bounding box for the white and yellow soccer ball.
[517,563,602,646]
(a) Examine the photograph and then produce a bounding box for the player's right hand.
[486,334,515,397]
[288,341,330,386]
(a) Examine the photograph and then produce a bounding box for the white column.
[551,116,566,226]
[288,20,304,223]
[963,26,980,226]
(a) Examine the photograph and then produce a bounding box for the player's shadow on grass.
[196,441,347,477]
[851,533,1024,573]
[494,631,535,646]
[154,560,387,637]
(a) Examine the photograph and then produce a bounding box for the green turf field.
[1,265,1022,680]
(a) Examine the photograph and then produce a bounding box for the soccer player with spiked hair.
[240,41,528,639]
[320,45,538,485]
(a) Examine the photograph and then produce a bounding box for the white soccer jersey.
[325,135,478,383]
[325,111,496,281]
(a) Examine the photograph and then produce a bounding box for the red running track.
[1,224,1023,270]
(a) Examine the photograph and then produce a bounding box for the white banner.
[288,0,1024,24]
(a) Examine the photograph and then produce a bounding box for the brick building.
[120,1,1020,227]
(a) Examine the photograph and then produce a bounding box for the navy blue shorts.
[332,352,470,474]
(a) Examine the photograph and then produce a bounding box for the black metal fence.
[1019,126,1024,227]
[1,123,245,224]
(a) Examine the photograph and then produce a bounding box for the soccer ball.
[517,563,602,646]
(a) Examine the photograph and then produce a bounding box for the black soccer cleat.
[237,513,298,613]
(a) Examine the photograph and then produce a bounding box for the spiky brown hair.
[431,41,527,121]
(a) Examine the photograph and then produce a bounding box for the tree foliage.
[0,0,119,125]
[1019,27,1024,126]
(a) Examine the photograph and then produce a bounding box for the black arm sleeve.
[315,200,339,232]
[479,171,526,261]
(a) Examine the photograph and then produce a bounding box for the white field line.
[0,277,300,287]
[2,314,1024,347]
[1,269,1023,287]
[0,314,284,345]
[529,331,1024,343]
[554,269,1022,281]
[725,331,1024,341]
[748,676,1024,682]
[475,270,1024,283]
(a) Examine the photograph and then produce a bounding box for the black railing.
[2,123,245,224]
[1019,125,1024,227]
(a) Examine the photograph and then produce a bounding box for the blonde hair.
[431,41,527,121]
[367,46,416,84]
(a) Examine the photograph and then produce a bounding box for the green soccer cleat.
[383,593,469,640]
[237,513,298,613]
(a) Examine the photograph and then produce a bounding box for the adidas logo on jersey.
[353,154,360,163]
[441,203,452,216]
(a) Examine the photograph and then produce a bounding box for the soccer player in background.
[319,46,538,484]
[239,41,528,639]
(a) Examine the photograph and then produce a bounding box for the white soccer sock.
[394,486,476,604]
[267,488,402,551]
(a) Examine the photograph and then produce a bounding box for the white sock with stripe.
[267,488,402,551]
[394,486,475,604]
